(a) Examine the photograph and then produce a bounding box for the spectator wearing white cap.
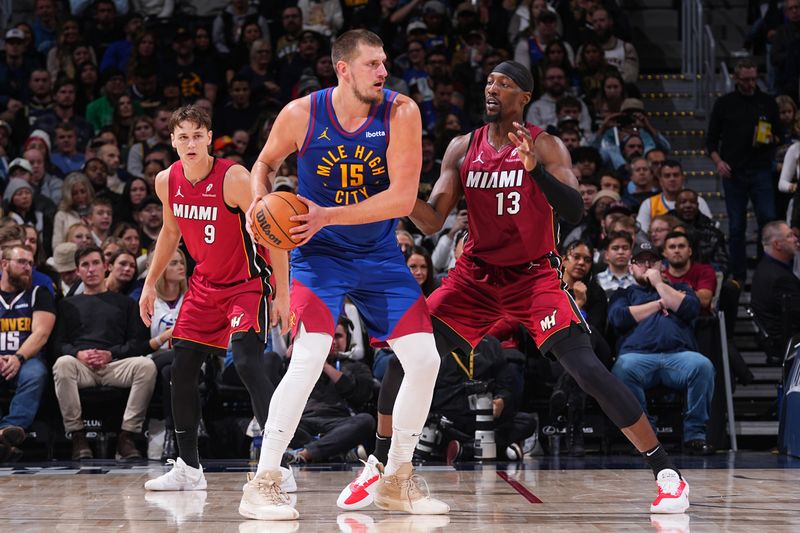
[0,28,42,117]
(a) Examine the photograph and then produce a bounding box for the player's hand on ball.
[139,284,156,326]
[271,293,291,335]
[289,195,329,246]
[508,121,538,172]
[245,195,265,245]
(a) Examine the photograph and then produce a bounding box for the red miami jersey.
[460,123,558,266]
[168,158,270,286]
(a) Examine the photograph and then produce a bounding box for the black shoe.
[0,426,26,447]
[161,430,177,461]
[0,444,22,463]
[569,425,585,457]
[683,439,714,455]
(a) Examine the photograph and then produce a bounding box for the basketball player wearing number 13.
[138,106,292,493]
[362,61,690,515]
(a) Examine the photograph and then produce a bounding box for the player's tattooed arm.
[410,133,468,236]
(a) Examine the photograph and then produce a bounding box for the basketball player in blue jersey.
[240,29,448,521]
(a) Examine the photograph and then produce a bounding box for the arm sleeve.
[529,165,583,224]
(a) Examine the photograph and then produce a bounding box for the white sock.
[256,324,330,477]
[384,332,440,476]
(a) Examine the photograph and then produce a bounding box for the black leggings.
[378,323,643,430]
[171,329,277,434]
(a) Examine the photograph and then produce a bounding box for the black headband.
[492,60,534,93]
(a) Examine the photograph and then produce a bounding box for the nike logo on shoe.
[344,475,380,505]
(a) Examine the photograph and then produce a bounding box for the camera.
[616,113,635,128]
[414,414,452,461]
[465,380,496,460]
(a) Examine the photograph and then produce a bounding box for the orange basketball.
[251,191,309,250]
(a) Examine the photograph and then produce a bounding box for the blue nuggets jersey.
[0,287,49,355]
[296,88,398,257]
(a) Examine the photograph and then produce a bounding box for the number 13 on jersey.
[495,191,521,215]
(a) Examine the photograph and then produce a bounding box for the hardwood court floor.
[0,453,799,532]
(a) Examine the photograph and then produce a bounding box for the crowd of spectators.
[0,0,798,463]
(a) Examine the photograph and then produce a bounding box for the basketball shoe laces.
[254,475,292,506]
[387,471,432,509]
[658,474,682,496]
[162,459,191,483]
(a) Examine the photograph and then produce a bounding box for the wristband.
[155,334,163,346]
[15,354,25,365]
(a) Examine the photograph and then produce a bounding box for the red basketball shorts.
[172,275,270,351]
[427,253,587,354]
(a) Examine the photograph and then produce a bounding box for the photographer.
[593,99,672,172]
[285,316,375,464]
[425,335,536,462]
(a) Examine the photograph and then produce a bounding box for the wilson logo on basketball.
[255,209,284,246]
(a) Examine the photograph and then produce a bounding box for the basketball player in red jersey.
[362,61,690,514]
[139,106,293,493]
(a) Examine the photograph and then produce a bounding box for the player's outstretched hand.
[271,293,291,335]
[245,195,265,245]
[139,284,156,327]
[289,195,329,246]
[508,121,538,172]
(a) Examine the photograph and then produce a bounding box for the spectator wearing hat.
[636,160,713,233]
[596,230,635,297]
[135,195,162,251]
[594,98,671,172]
[0,28,44,113]
[48,242,79,298]
[4,179,44,235]
[85,67,128,132]
[420,0,451,50]
[609,240,715,455]
[562,188,620,249]
[514,10,574,73]
[34,78,94,154]
[526,65,592,135]
[295,69,322,98]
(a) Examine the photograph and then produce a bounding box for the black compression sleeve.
[529,165,584,224]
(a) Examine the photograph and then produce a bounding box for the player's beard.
[354,83,383,105]
[483,109,500,123]
[7,270,31,292]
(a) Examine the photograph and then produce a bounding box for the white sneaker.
[281,465,297,493]
[374,463,449,515]
[336,454,383,510]
[144,458,207,491]
[144,490,207,524]
[650,469,690,514]
[239,470,300,521]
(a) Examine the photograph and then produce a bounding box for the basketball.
[251,191,308,250]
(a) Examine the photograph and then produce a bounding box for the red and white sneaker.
[337,455,383,510]
[650,469,690,514]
